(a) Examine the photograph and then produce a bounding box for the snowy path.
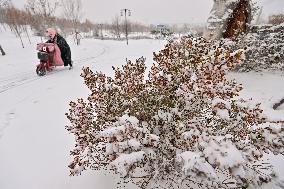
[0,41,108,94]
[0,32,166,189]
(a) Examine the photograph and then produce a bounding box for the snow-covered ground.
[0,30,283,189]
[229,72,284,189]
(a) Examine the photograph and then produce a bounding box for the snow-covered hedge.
[223,24,284,72]
[66,36,284,189]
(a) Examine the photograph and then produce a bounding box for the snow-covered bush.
[66,36,284,189]
[225,24,284,72]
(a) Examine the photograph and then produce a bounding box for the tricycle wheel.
[36,66,46,76]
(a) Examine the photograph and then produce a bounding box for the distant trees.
[109,17,151,39]
[269,14,284,25]
[61,0,82,32]
[0,0,94,45]
[131,22,151,36]
[0,0,9,11]
[55,18,73,37]
[81,19,95,33]
[61,0,83,45]
[0,0,8,5]
[110,16,121,39]
[25,0,59,37]
[2,2,38,48]
[0,0,9,13]
[150,25,173,38]
[5,6,26,48]
[0,0,199,45]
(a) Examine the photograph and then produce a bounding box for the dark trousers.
[62,49,72,66]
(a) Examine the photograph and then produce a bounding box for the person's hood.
[46,28,56,40]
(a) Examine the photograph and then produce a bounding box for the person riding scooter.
[46,28,73,69]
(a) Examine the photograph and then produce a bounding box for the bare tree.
[80,19,95,38]
[181,23,190,34]
[2,2,32,44]
[61,0,82,43]
[98,23,104,40]
[22,13,32,44]
[61,0,83,45]
[273,98,284,110]
[5,6,25,48]
[91,24,99,37]
[129,22,150,36]
[110,15,121,39]
[0,45,5,55]
[0,0,9,8]
[26,0,58,20]
[25,0,59,37]
[169,24,176,32]
[56,17,73,36]
[170,24,180,36]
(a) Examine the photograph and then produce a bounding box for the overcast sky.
[12,0,284,25]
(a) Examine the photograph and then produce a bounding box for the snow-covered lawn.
[229,72,284,189]
[0,31,283,189]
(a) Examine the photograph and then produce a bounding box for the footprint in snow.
[0,111,16,138]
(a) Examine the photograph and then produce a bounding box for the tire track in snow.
[0,71,34,83]
[0,44,109,94]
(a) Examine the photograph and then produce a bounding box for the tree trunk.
[18,33,25,48]
[273,98,284,110]
[15,28,24,48]
[0,45,6,56]
[222,0,251,38]
[24,27,32,44]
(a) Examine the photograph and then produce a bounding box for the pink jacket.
[53,44,64,66]
[36,43,64,66]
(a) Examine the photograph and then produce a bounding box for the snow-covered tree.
[208,0,253,39]
[66,36,284,189]
[227,24,284,72]
[207,1,283,72]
